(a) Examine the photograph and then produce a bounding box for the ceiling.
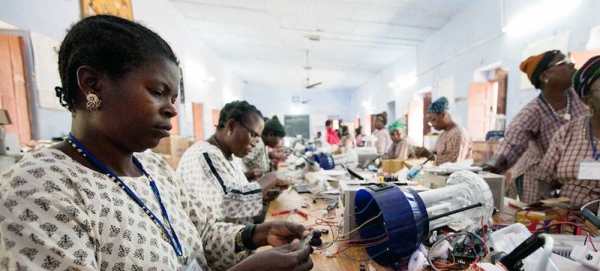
[171,0,476,91]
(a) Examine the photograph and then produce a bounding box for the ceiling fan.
[304,50,322,89]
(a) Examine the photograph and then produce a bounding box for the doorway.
[0,34,31,144]
[467,68,508,140]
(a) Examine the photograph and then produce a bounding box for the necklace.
[539,92,571,121]
[209,135,232,160]
[66,134,183,257]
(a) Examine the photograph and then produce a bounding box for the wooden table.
[261,188,393,271]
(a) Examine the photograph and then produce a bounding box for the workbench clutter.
[513,198,569,234]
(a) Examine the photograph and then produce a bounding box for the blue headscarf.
[427,97,449,113]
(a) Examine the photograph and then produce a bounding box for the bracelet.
[241,224,258,251]
[234,228,245,253]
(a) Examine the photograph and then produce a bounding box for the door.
[212,109,220,132]
[468,82,494,140]
[0,35,31,144]
[408,100,424,146]
[192,102,204,141]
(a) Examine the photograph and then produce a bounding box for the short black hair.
[325,119,332,126]
[55,15,179,112]
[217,100,263,129]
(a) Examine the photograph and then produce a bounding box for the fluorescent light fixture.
[361,100,371,107]
[502,0,582,37]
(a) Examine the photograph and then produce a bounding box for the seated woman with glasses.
[178,101,289,225]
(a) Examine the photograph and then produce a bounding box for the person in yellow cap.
[482,50,588,203]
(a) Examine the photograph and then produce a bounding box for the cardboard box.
[151,135,190,169]
[472,141,500,165]
[381,159,404,173]
[515,199,569,233]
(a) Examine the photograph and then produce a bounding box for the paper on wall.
[520,32,570,91]
[586,25,600,50]
[30,31,65,111]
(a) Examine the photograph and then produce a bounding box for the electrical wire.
[581,199,600,212]
[338,212,382,238]
[427,232,488,271]
[588,232,598,252]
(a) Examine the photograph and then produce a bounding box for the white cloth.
[0,148,245,271]
[177,141,262,225]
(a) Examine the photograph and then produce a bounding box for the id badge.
[182,257,204,271]
[578,160,600,180]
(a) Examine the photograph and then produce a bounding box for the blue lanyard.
[538,94,570,123]
[68,133,183,257]
[588,119,600,161]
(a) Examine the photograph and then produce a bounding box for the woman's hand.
[230,240,313,271]
[252,221,309,248]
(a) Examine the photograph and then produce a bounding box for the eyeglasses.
[548,57,575,69]
[238,122,261,140]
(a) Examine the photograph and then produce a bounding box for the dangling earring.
[544,79,549,83]
[85,92,101,111]
[227,130,231,136]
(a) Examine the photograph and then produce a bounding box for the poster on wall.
[520,32,570,90]
[81,0,133,20]
[30,31,66,111]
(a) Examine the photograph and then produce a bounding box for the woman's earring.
[85,93,101,111]
[544,79,549,83]
[227,130,232,136]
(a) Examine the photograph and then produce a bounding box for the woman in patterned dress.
[177,101,289,225]
[0,15,312,271]
[535,56,600,209]
[383,121,415,160]
[415,97,473,166]
[482,50,588,203]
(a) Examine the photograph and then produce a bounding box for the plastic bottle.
[406,154,435,180]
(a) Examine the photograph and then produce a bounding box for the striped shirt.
[434,124,473,166]
[491,89,588,202]
[536,117,600,209]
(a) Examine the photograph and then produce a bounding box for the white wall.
[245,84,355,122]
[353,0,600,130]
[0,0,244,140]
[352,50,418,122]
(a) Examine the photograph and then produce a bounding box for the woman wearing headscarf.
[415,97,473,166]
[534,56,600,209]
[482,50,588,203]
[383,121,415,159]
[373,111,391,154]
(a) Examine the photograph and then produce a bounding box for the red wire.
[588,233,598,252]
